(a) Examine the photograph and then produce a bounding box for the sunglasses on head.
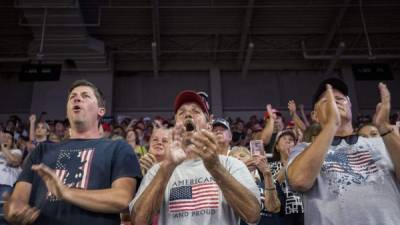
[331,134,359,146]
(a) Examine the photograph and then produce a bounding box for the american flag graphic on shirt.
[52,148,94,195]
[324,149,378,184]
[169,182,220,212]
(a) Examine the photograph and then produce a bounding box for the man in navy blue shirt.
[4,80,141,225]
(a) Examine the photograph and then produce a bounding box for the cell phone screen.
[250,140,265,156]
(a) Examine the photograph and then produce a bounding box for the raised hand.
[266,104,277,121]
[31,164,67,199]
[3,192,40,225]
[29,114,36,123]
[253,155,272,176]
[126,118,138,130]
[190,129,220,170]
[288,100,297,114]
[315,84,341,129]
[152,120,163,129]
[245,158,257,172]
[140,153,157,175]
[164,123,187,166]
[295,127,303,142]
[373,83,391,133]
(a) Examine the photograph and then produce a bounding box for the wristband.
[265,187,276,191]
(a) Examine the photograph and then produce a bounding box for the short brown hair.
[68,79,105,108]
[35,121,50,131]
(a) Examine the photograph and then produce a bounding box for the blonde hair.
[229,146,251,157]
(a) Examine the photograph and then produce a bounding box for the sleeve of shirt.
[222,156,261,225]
[286,142,310,191]
[223,156,261,205]
[287,142,310,166]
[111,140,143,182]
[128,163,161,213]
[17,144,43,184]
[10,149,23,156]
[367,137,394,171]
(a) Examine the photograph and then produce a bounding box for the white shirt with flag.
[287,136,400,225]
[130,155,260,225]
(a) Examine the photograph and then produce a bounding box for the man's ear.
[98,107,106,117]
[347,96,352,108]
[206,114,213,131]
[227,131,233,142]
[206,121,212,131]
[209,114,214,123]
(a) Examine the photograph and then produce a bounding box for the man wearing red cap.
[130,90,260,225]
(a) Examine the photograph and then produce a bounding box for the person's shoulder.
[10,148,23,155]
[56,138,112,149]
[356,136,386,150]
[294,141,310,149]
[291,142,310,155]
[287,141,310,165]
[106,139,136,156]
[358,136,388,155]
[358,136,382,144]
[110,138,133,149]
[112,138,129,145]
[66,138,115,144]
[85,138,133,151]
[218,155,237,162]
[218,155,246,168]
[35,140,55,150]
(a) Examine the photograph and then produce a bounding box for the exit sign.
[352,64,393,80]
[20,63,61,82]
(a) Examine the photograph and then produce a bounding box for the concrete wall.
[0,65,399,123]
[0,70,114,123]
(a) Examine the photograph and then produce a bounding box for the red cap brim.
[174,90,209,115]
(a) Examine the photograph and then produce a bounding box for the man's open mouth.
[184,119,196,132]
[73,105,81,112]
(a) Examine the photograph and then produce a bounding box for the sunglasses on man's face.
[331,134,359,146]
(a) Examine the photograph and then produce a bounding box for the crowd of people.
[0,78,399,225]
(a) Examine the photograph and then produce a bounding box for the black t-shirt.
[18,138,142,225]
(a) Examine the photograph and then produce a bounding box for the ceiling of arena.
[1,0,400,73]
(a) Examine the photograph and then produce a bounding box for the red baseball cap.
[286,120,296,128]
[102,123,111,132]
[264,108,282,119]
[174,90,209,116]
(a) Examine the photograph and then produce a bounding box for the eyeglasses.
[331,134,359,146]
